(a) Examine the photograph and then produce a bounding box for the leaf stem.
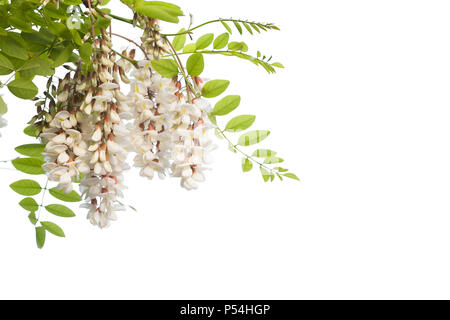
[37,178,49,221]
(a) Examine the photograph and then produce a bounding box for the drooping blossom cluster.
[39,20,216,228]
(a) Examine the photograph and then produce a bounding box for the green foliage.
[7,79,38,100]
[10,179,42,196]
[24,125,38,137]
[237,130,271,146]
[225,115,256,132]
[49,188,82,203]
[41,221,65,238]
[12,158,45,175]
[242,158,253,172]
[201,80,230,98]
[19,197,39,212]
[213,95,241,116]
[151,59,179,78]
[213,33,230,50]
[45,204,76,218]
[15,144,45,158]
[253,149,277,158]
[172,28,187,51]
[35,227,46,249]
[196,33,214,50]
[0,95,6,114]
[186,53,204,77]
[134,0,184,23]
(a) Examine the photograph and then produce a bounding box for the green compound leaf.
[186,53,204,77]
[172,28,187,51]
[12,158,45,175]
[10,179,42,196]
[36,226,46,249]
[238,130,271,146]
[151,59,179,78]
[213,33,230,50]
[242,158,253,172]
[213,95,241,116]
[41,221,65,237]
[49,188,82,203]
[225,115,256,132]
[195,33,214,50]
[19,197,39,212]
[253,149,277,158]
[15,144,45,158]
[8,79,38,100]
[45,204,76,218]
[201,80,230,98]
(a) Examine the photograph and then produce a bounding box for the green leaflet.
[283,173,300,181]
[12,158,45,175]
[15,144,45,158]
[228,41,248,52]
[49,188,82,203]
[196,33,214,50]
[233,21,243,35]
[0,96,7,115]
[213,33,229,50]
[19,197,39,212]
[53,44,74,67]
[253,149,277,158]
[151,59,179,78]
[264,157,284,164]
[238,130,271,146]
[0,53,14,72]
[24,125,38,137]
[172,28,187,51]
[242,158,253,172]
[79,42,93,62]
[220,20,232,34]
[225,115,256,132]
[201,80,230,98]
[35,227,46,249]
[41,221,65,237]
[8,79,38,100]
[260,166,272,182]
[135,0,184,23]
[183,43,197,53]
[28,212,38,225]
[0,35,28,60]
[213,95,241,116]
[45,204,76,218]
[186,53,204,77]
[10,179,42,196]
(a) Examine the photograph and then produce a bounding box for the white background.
[1,0,450,299]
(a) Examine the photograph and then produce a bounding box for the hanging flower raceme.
[2,0,296,249]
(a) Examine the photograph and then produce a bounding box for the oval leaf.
[8,79,38,100]
[41,221,65,237]
[196,33,214,50]
[10,179,42,196]
[242,158,253,172]
[225,115,256,132]
[151,59,179,78]
[283,173,300,181]
[213,33,230,50]
[19,197,39,212]
[36,227,46,249]
[264,157,284,164]
[213,95,241,116]
[12,158,45,175]
[238,130,271,146]
[15,144,45,157]
[172,29,187,51]
[186,53,204,77]
[201,80,230,98]
[49,188,81,202]
[45,204,76,218]
[253,149,277,158]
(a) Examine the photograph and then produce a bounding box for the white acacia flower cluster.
[40,27,216,228]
